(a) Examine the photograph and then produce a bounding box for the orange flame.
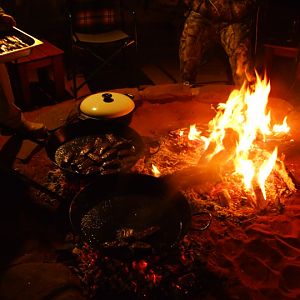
[272,116,290,134]
[200,73,293,202]
[152,164,161,177]
[188,124,201,140]
[188,124,210,148]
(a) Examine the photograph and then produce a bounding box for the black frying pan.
[69,173,192,254]
[45,120,144,177]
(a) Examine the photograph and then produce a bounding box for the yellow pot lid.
[79,92,135,119]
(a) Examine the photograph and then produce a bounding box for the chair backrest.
[68,0,123,34]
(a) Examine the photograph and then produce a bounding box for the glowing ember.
[198,73,296,205]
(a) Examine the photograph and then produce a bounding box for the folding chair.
[66,0,138,98]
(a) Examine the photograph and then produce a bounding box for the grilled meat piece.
[116,228,135,240]
[105,133,118,144]
[93,142,111,156]
[93,136,103,147]
[87,152,103,164]
[60,151,75,168]
[79,141,94,156]
[73,157,94,172]
[102,159,122,169]
[71,154,86,169]
[116,226,160,242]
[112,140,133,150]
[100,147,119,161]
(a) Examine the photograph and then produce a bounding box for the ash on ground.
[134,127,297,219]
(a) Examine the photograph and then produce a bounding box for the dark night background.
[1,0,300,55]
[0,1,300,300]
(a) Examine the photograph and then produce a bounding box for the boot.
[13,119,48,140]
[0,115,48,140]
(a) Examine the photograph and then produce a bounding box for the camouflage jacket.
[185,0,258,22]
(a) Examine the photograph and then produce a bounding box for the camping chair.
[66,0,138,98]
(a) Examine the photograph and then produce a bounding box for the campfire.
[31,74,298,300]
[143,74,296,212]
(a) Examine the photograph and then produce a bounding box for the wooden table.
[14,39,65,108]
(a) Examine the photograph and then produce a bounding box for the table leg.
[52,55,65,101]
[17,65,31,109]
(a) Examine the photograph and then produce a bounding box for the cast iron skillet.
[69,173,192,254]
[45,119,144,177]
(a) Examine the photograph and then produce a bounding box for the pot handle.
[125,93,134,100]
[190,210,212,232]
[102,93,114,102]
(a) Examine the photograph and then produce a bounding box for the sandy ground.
[0,83,299,299]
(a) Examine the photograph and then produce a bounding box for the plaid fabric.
[70,0,118,33]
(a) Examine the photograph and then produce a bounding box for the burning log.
[216,189,231,207]
[253,185,267,211]
[199,128,239,166]
[138,74,296,214]
[164,165,221,190]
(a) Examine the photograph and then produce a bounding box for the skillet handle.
[141,138,161,156]
[190,210,212,232]
[0,165,65,202]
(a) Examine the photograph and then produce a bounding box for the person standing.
[0,6,47,139]
[179,0,259,87]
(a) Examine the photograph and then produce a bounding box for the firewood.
[164,165,221,189]
[216,189,231,207]
[253,186,266,211]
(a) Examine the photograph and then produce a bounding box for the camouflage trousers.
[179,10,254,86]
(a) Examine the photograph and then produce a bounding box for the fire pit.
[62,77,298,299]
[136,75,296,213]
[4,82,300,300]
